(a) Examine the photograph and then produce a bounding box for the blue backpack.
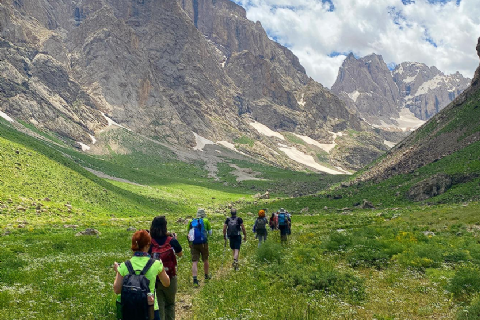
[190,218,207,244]
[278,213,286,226]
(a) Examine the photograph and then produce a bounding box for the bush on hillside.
[457,297,480,320]
[255,241,283,264]
[287,264,366,304]
[347,241,392,269]
[323,231,353,252]
[394,244,443,270]
[447,265,480,299]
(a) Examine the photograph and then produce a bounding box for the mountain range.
[0,0,474,175]
[331,53,470,131]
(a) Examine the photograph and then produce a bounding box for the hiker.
[223,208,247,270]
[286,211,292,235]
[277,208,290,243]
[149,216,183,320]
[253,209,268,247]
[269,212,277,231]
[113,230,170,320]
[187,208,212,286]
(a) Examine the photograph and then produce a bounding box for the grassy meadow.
[1,120,480,319]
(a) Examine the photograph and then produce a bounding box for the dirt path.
[175,245,235,319]
[83,167,146,186]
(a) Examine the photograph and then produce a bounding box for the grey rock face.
[472,37,480,88]
[0,0,387,171]
[393,63,470,119]
[407,173,452,201]
[332,54,400,124]
[332,53,471,123]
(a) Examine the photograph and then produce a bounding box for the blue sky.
[232,0,480,88]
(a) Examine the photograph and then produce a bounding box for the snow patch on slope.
[250,121,285,140]
[101,113,131,131]
[384,140,396,148]
[403,75,417,83]
[0,111,14,122]
[293,133,337,153]
[193,133,215,151]
[414,75,443,96]
[347,90,361,102]
[297,93,306,107]
[217,141,237,151]
[77,142,90,151]
[278,145,348,175]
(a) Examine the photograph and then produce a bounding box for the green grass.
[1,116,480,319]
[234,135,255,147]
[283,132,306,145]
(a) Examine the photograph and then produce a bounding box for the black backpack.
[121,259,154,320]
[256,217,267,231]
[227,217,240,237]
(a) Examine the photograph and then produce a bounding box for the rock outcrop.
[332,53,470,125]
[407,173,452,201]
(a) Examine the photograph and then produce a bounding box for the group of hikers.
[112,207,292,320]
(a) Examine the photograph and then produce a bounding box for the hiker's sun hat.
[197,208,206,218]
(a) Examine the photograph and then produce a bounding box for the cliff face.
[392,63,470,120]
[0,0,386,172]
[331,53,470,126]
[331,53,400,123]
[356,37,480,183]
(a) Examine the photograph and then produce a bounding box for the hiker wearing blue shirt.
[187,208,212,286]
[277,208,290,243]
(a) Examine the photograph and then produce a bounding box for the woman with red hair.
[253,209,268,247]
[113,230,170,320]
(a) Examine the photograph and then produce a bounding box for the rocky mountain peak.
[332,52,471,128]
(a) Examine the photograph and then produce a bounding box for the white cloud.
[234,0,480,88]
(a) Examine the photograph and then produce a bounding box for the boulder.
[126,227,136,232]
[300,207,309,214]
[361,199,375,209]
[75,228,101,236]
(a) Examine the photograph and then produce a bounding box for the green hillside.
[1,102,480,319]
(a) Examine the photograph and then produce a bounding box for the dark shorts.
[191,243,209,262]
[229,235,242,250]
[279,225,288,236]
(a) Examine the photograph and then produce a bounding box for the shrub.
[347,244,391,269]
[457,297,480,319]
[394,244,443,270]
[323,231,353,252]
[443,249,471,263]
[288,264,366,303]
[447,265,480,299]
[256,241,283,264]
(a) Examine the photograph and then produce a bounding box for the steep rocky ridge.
[0,0,386,172]
[355,37,480,183]
[332,53,470,126]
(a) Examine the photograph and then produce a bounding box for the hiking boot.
[193,279,200,287]
[204,274,211,280]
[232,261,239,271]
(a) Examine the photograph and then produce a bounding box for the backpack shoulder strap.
[125,260,135,275]
[151,238,159,247]
[164,237,172,245]
[140,258,155,276]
